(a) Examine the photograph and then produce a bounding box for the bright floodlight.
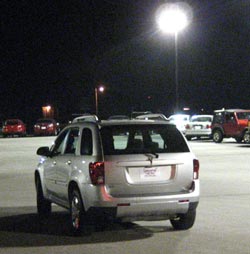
[156,3,190,34]
[99,86,104,92]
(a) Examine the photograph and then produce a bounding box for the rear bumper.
[3,130,25,135]
[185,130,211,137]
[34,128,54,135]
[83,180,200,221]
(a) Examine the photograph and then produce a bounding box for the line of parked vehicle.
[0,118,60,137]
[1,109,250,143]
[131,109,250,144]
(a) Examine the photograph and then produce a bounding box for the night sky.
[2,0,250,125]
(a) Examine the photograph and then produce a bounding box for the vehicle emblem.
[146,154,154,164]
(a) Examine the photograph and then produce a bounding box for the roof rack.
[72,114,99,123]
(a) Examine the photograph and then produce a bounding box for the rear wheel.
[69,188,86,235]
[170,209,196,230]
[36,177,51,218]
[213,130,223,143]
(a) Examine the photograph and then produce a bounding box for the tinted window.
[6,120,19,125]
[191,117,212,122]
[51,129,69,156]
[213,114,223,124]
[237,112,250,120]
[64,128,79,154]
[100,124,189,155]
[81,128,93,155]
[37,119,54,124]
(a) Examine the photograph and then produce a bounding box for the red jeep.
[244,122,250,144]
[211,109,250,143]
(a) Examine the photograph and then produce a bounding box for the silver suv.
[35,119,199,234]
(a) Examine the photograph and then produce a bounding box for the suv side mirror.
[37,146,51,157]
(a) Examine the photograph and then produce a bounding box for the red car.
[34,118,59,136]
[2,119,27,137]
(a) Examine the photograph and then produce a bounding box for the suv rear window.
[36,119,54,124]
[100,124,189,155]
[5,120,19,125]
[191,116,212,122]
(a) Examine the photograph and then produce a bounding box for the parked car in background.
[131,111,152,119]
[185,115,213,140]
[211,109,250,143]
[108,115,130,120]
[35,118,199,234]
[136,113,168,121]
[244,123,250,144]
[2,119,26,137]
[34,118,59,136]
[0,122,2,136]
[168,114,190,134]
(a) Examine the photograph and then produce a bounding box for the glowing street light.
[156,2,192,112]
[42,105,53,118]
[157,5,189,34]
[95,85,105,116]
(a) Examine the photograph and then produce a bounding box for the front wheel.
[69,188,86,235]
[36,177,51,218]
[170,209,196,230]
[213,130,223,143]
[243,131,250,144]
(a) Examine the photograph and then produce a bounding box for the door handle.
[66,160,72,165]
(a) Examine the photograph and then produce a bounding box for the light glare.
[158,9,188,33]
[156,3,192,34]
[99,86,104,92]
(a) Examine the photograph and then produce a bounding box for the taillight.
[89,162,105,185]
[186,124,190,129]
[248,120,250,127]
[193,159,199,179]
[206,124,211,129]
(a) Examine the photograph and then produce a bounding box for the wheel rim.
[244,133,250,143]
[71,195,81,230]
[214,132,220,141]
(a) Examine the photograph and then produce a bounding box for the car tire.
[235,137,242,143]
[36,176,51,218]
[170,209,196,230]
[69,188,86,235]
[212,130,223,143]
[243,131,250,144]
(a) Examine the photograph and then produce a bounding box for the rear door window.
[100,124,189,155]
[81,128,93,155]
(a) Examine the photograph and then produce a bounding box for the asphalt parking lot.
[0,137,249,254]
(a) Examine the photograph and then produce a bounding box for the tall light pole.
[156,2,191,113]
[95,85,104,116]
